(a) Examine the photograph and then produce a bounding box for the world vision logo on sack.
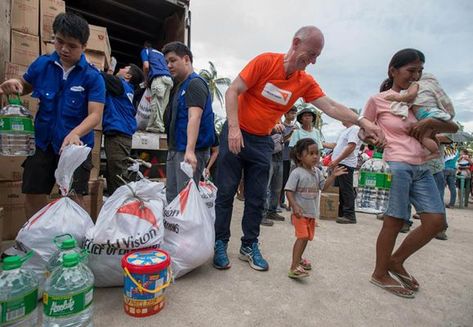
[117,200,158,227]
[178,184,191,213]
[261,83,292,105]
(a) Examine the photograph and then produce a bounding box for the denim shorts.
[385,161,445,221]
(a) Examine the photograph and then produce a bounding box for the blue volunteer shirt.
[140,47,170,81]
[102,78,137,137]
[23,52,106,154]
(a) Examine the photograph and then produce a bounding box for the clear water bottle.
[0,252,39,326]
[42,253,94,327]
[47,234,85,275]
[356,152,391,214]
[0,95,35,156]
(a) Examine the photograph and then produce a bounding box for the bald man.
[213,26,384,272]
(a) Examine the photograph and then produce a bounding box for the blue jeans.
[265,153,283,214]
[386,162,445,222]
[214,122,273,245]
[444,168,456,206]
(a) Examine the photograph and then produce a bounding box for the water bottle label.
[0,116,34,134]
[0,289,38,324]
[43,286,93,317]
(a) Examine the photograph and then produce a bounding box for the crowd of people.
[1,12,470,300]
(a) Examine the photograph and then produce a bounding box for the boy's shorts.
[22,146,92,195]
[291,214,316,240]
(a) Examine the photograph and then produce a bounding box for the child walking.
[285,138,346,278]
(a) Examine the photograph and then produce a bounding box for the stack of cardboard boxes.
[84,25,112,72]
[0,0,109,241]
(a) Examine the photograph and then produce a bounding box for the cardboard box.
[87,25,111,59]
[40,39,55,54]
[11,0,40,36]
[0,181,27,240]
[0,157,26,182]
[83,178,104,222]
[319,187,339,220]
[4,61,28,80]
[84,50,107,72]
[10,30,39,66]
[40,0,65,41]
[0,207,4,242]
[90,130,103,180]
[132,132,163,150]
[159,135,168,150]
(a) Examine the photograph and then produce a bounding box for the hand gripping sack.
[85,179,166,287]
[135,87,152,130]
[10,145,95,288]
[162,163,215,279]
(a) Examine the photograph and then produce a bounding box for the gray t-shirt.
[284,167,325,218]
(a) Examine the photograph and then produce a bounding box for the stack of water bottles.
[356,151,392,214]
[0,95,35,156]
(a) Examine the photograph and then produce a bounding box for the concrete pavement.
[93,200,473,327]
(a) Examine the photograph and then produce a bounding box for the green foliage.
[199,61,231,108]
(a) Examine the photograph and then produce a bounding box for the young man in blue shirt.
[101,64,144,194]
[162,41,215,203]
[141,41,173,133]
[0,13,106,218]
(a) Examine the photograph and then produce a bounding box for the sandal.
[288,266,309,279]
[299,258,312,270]
[389,270,419,292]
[370,277,415,299]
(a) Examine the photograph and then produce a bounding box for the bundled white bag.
[162,163,215,279]
[8,145,95,287]
[85,179,166,287]
[135,87,152,130]
[198,179,218,222]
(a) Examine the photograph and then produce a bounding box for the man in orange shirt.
[213,25,384,271]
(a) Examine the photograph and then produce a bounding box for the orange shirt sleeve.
[239,53,272,89]
[302,74,325,103]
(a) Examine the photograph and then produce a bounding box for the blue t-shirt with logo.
[140,47,170,81]
[23,52,106,154]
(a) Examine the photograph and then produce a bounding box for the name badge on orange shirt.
[261,82,292,106]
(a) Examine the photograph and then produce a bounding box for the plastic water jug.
[0,95,35,156]
[43,253,94,327]
[0,252,39,326]
[356,151,391,214]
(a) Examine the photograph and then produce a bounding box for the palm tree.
[199,61,231,108]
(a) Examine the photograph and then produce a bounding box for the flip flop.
[389,270,419,292]
[369,277,415,299]
[300,258,312,270]
[288,266,309,279]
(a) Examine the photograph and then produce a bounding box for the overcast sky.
[189,0,473,141]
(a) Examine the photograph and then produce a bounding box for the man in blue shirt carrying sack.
[141,41,173,133]
[162,41,215,203]
[0,13,106,218]
[101,64,144,195]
